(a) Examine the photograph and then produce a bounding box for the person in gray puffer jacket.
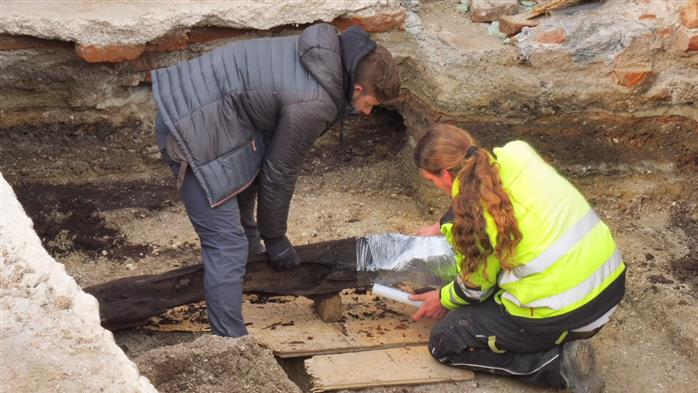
[151,23,401,336]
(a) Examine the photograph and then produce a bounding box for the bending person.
[151,24,400,337]
[410,124,625,393]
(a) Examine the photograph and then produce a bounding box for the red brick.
[499,13,540,37]
[187,27,249,44]
[147,30,188,52]
[0,34,73,51]
[76,43,145,63]
[682,0,698,28]
[639,13,656,20]
[613,68,654,88]
[332,10,406,33]
[675,27,698,51]
[536,28,567,44]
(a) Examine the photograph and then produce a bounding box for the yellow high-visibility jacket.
[439,141,625,319]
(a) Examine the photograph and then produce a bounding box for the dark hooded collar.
[338,25,377,104]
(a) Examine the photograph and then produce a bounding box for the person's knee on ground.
[428,311,475,362]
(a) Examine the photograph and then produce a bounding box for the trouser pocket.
[166,134,189,191]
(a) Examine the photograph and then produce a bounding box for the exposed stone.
[1,0,696,139]
[333,9,406,32]
[0,175,156,393]
[76,43,146,63]
[536,27,567,44]
[0,0,402,47]
[675,26,698,51]
[470,0,519,23]
[499,13,540,36]
[682,0,698,28]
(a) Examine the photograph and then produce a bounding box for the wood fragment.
[85,237,366,330]
[313,293,344,323]
[529,0,581,18]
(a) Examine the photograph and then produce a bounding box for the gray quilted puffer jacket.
[151,23,375,239]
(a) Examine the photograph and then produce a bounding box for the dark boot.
[561,340,604,393]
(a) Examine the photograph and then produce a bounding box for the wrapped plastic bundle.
[356,233,458,289]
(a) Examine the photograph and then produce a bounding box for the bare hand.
[409,290,448,321]
[415,222,442,237]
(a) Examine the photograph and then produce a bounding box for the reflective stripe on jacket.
[439,141,625,319]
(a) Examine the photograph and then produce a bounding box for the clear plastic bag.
[356,233,458,289]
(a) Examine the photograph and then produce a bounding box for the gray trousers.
[156,113,259,337]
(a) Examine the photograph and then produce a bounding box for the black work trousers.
[429,298,598,388]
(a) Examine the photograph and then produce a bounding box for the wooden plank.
[305,346,475,392]
[84,237,368,330]
[144,293,436,358]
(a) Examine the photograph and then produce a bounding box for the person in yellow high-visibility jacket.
[409,124,625,393]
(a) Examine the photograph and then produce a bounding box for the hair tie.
[465,145,480,159]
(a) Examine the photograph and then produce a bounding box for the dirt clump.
[135,335,301,393]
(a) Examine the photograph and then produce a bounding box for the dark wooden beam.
[84,237,373,330]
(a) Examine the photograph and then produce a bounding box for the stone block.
[499,13,539,36]
[536,28,567,44]
[612,67,654,88]
[682,0,698,29]
[0,175,157,393]
[332,10,406,32]
[470,0,519,23]
[675,26,698,51]
[76,43,145,63]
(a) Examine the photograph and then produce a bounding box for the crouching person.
[409,124,625,392]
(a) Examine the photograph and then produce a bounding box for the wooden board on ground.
[144,292,435,358]
[305,346,475,392]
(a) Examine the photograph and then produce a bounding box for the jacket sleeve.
[439,258,501,310]
[257,100,336,239]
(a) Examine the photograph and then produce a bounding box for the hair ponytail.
[414,124,522,276]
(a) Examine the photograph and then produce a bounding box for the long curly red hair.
[414,124,522,276]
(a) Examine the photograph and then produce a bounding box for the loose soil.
[2,107,697,392]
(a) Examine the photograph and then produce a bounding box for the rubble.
[135,335,301,393]
[470,0,519,23]
[0,175,156,393]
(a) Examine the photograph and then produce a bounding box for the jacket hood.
[338,25,377,103]
[298,24,346,112]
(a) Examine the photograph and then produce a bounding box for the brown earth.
[2,108,698,392]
